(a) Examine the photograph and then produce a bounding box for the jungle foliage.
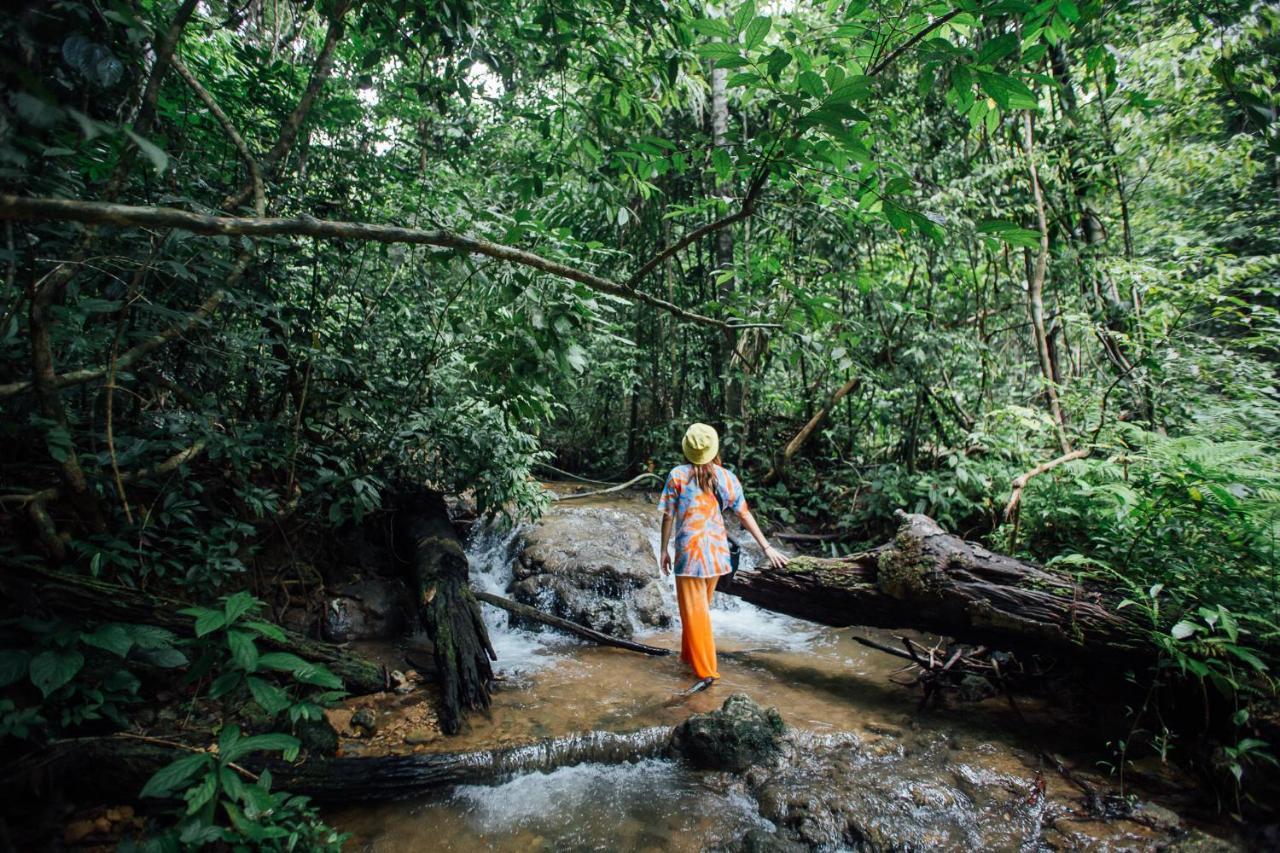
[1,0,1278,840]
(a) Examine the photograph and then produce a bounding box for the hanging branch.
[0,196,777,332]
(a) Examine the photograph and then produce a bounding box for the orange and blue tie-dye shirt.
[658,464,747,578]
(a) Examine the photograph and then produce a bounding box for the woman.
[658,422,789,692]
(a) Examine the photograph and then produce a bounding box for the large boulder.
[670,694,787,772]
[514,503,670,637]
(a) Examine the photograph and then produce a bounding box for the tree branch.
[1002,447,1092,522]
[171,56,266,217]
[0,196,777,331]
[867,8,962,76]
[221,0,356,211]
[0,288,226,398]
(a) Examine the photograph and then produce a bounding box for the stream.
[329,491,1229,851]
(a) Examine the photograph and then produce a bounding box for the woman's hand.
[762,545,789,569]
[660,551,673,576]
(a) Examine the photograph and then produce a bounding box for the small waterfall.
[466,518,570,675]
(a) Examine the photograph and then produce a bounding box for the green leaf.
[797,70,825,99]
[732,0,755,34]
[182,607,227,638]
[976,70,1038,110]
[976,33,1019,67]
[140,753,210,799]
[711,148,732,181]
[29,650,83,697]
[976,219,1042,248]
[257,652,312,673]
[690,18,733,39]
[744,16,771,50]
[825,76,870,104]
[696,43,740,60]
[227,630,259,672]
[82,624,134,658]
[293,665,343,690]
[244,620,287,643]
[223,591,260,625]
[765,49,792,79]
[0,650,31,688]
[1170,620,1198,640]
[222,733,301,765]
[209,670,244,699]
[247,676,292,715]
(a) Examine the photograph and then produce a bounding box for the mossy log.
[397,489,494,735]
[719,511,1147,659]
[0,727,672,805]
[0,564,387,693]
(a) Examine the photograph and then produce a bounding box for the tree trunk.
[718,511,1148,660]
[1,727,672,805]
[763,375,861,485]
[1021,110,1071,454]
[0,564,387,694]
[397,489,494,735]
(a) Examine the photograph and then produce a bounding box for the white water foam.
[465,520,575,676]
[449,758,774,845]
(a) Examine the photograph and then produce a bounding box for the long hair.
[692,453,723,498]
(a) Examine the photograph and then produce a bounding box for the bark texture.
[398,490,494,734]
[718,512,1146,659]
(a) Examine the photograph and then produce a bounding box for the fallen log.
[0,563,387,694]
[1,727,672,804]
[398,489,494,735]
[474,591,671,656]
[719,511,1147,660]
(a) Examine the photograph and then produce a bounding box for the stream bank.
[323,486,1244,851]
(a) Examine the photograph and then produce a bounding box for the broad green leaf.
[976,70,1038,110]
[976,33,1020,67]
[244,620,287,642]
[223,733,301,764]
[744,16,771,50]
[29,650,83,697]
[209,670,244,699]
[257,652,312,674]
[1170,620,1198,640]
[711,148,732,181]
[732,0,755,34]
[140,753,209,799]
[690,18,733,39]
[247,676,292,715]
[82,624,133,658]
[227,629,259,672]
[223,591,260,624]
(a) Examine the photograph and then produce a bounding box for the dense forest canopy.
[1,0,1278,845]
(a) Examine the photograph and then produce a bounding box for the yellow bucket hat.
[682,422,719,465]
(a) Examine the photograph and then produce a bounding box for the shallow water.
[331,489,1216,851]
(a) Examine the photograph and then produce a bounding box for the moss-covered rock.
[670,694,786,772]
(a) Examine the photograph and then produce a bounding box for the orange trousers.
[676,575,720,680]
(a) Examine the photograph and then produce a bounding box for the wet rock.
[1130,799,1183,833]
[404,728,436,745]
[670,694,786,772]
[322,577,412,642]
[515,504,671,636]
[737,828,809,853]
[351,707,378,735]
